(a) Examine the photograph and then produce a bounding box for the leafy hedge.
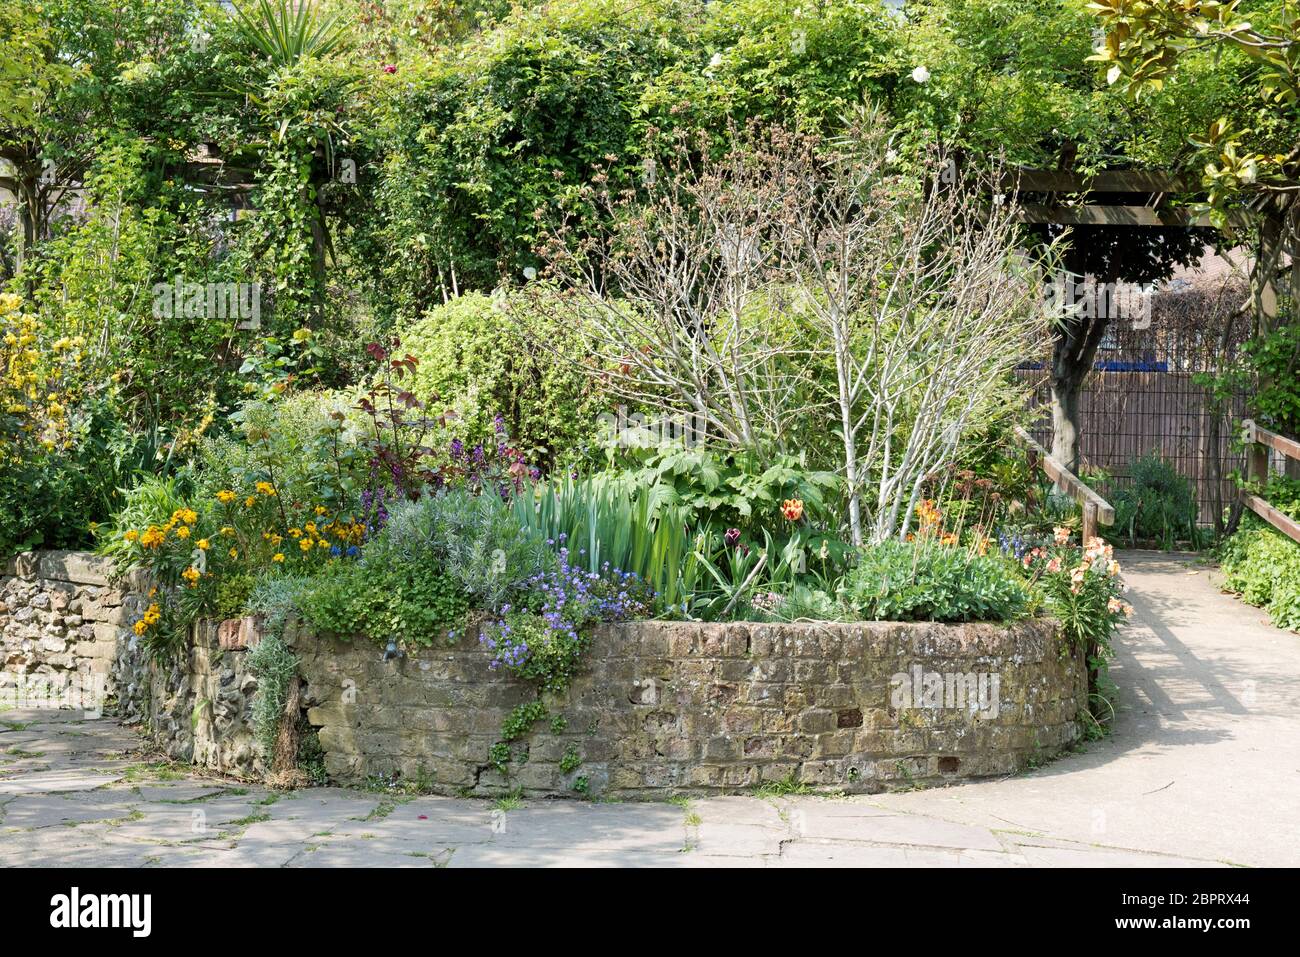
[1218,478,1300,633]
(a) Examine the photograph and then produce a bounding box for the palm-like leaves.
[228,0,348,68]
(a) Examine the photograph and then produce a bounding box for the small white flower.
[911,65,930,84]
[709,52,723,69]
[885,149,898,164]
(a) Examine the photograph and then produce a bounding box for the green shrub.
[368,489,554,610]
[398,290,602,468]
[840,540,1031,623]
[1219,520,1300,632]
[195,390,367,512]
[296,557,470,646]
[1109,454,1200,548]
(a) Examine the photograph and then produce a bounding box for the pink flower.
[382,64,397,74]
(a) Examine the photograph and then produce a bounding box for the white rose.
[911,65,930,84]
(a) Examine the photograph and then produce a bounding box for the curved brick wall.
[291,617,1087,797]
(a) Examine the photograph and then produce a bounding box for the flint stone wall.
[291,616,1087,797]
[1,550,261,777]
[1,551,130,711]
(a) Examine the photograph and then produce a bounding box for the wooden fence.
[1241,420,1300,545]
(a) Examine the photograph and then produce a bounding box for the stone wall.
[291,617,1087,798]
[0,551,133,712]
[4,551,1089,797]
[1,550,261,777]
[116,618,264,779]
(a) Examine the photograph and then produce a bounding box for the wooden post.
[1243,419,1269,483]
[1083,501,1099,543]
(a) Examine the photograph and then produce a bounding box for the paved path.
[2,551,1296,867]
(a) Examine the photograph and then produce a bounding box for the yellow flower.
[255,481,276,496]
[220,526,234,536]
[217,490,236,504]
[123,529,140,543]
[181,509,198,525]
[140,526,165,549]
[182,566,201,584]
[305,522,317,535]
[299,538,313,552]
[229,547,238,559]
[175,526,191,539]
[245,495,257,508]
[288,527,302,538]
[781,499,804,522]
[133,620,148,636]
[272,553,285,563]
[314,505,328,515]
[197,539,210,550]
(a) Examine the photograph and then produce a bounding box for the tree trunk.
[1049,310,1109,476]
[1050,372,1082,475]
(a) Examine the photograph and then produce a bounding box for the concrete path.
[1,550,1296,867]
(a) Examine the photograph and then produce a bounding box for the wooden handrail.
[1240,419,1300,546]
[1243,419,1300,463]
[1013,426,1115,541]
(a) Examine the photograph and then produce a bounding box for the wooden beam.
[1012,203,1218,228]
[1242,419,1300,463]
[1013,427,1116,527]
[1240,491,1300,546]
[1003,169,1195,193]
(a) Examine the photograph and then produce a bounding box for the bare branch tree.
[771,111,1053,544]
[533,116,1053,545]
[531,126,827,455]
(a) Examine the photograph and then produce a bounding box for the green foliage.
[0,398,159,556]
[1108,454,1202,549]
[196,390,365,512]
[296,556,469,646]
[514,474,704,613]
[215,572,256,621]
[502,699,548,742]
[247,633,299,756]
[841,540,1031,623]
[229,0,350,69]
[369,489,554,611]
[607,444,841,535]
[1239,323,1300,438]
[1219,514,1300,632]
[399,290,603,468]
